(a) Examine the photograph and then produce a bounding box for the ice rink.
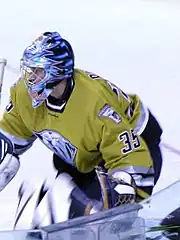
[0,0,180,230]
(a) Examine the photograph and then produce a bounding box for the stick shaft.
[0,59,7,104]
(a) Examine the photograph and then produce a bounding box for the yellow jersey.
[0,68,154,199]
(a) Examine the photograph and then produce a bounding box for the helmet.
[20,32,74,108]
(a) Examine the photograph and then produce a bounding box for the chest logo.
[34,130,77,166]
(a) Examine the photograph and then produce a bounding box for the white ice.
[0,0,180,230]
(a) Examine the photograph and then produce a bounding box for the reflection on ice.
[140,180,180,239]
[0,229,46,240]
[140,180,180,220]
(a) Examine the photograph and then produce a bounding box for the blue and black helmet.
[21,31,75,108]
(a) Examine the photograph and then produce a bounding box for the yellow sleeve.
[0,83,36,154]
[98,104,153,199]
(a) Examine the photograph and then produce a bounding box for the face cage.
[20,59,73,108]
[21,60,64,90]
[20,63,56,108]
[21,66,46,87]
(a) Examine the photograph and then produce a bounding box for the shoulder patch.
[98,104,121,123]
[85,70,102,80]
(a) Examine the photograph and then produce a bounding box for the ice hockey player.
[0,31,163,227]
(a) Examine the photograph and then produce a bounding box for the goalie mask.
[20,32,74,108]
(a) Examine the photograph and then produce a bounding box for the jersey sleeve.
[0,83,36,155]
[97,104,154,200]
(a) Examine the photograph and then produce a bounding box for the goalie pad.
[0,154,20,191]
[14,173,103,230]
[0,132,20,191]
[14,173,75,229]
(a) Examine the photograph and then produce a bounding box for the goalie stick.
[95,166,109,210]
[0,59,7,104]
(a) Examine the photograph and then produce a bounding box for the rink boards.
[1,180,180,239]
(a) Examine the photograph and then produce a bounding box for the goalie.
[0,31,163,228]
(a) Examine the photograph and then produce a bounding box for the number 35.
[119,129,141,154]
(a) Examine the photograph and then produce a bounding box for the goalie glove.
[109,171,136,206]
[0,132,20,191]
[96,167,135,208]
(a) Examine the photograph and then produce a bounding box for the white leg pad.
[14,173,76,229]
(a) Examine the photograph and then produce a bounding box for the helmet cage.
[20,32,74,108]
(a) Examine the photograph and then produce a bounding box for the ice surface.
[0,229,46,240]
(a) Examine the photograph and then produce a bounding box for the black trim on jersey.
[46,78,74,113]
